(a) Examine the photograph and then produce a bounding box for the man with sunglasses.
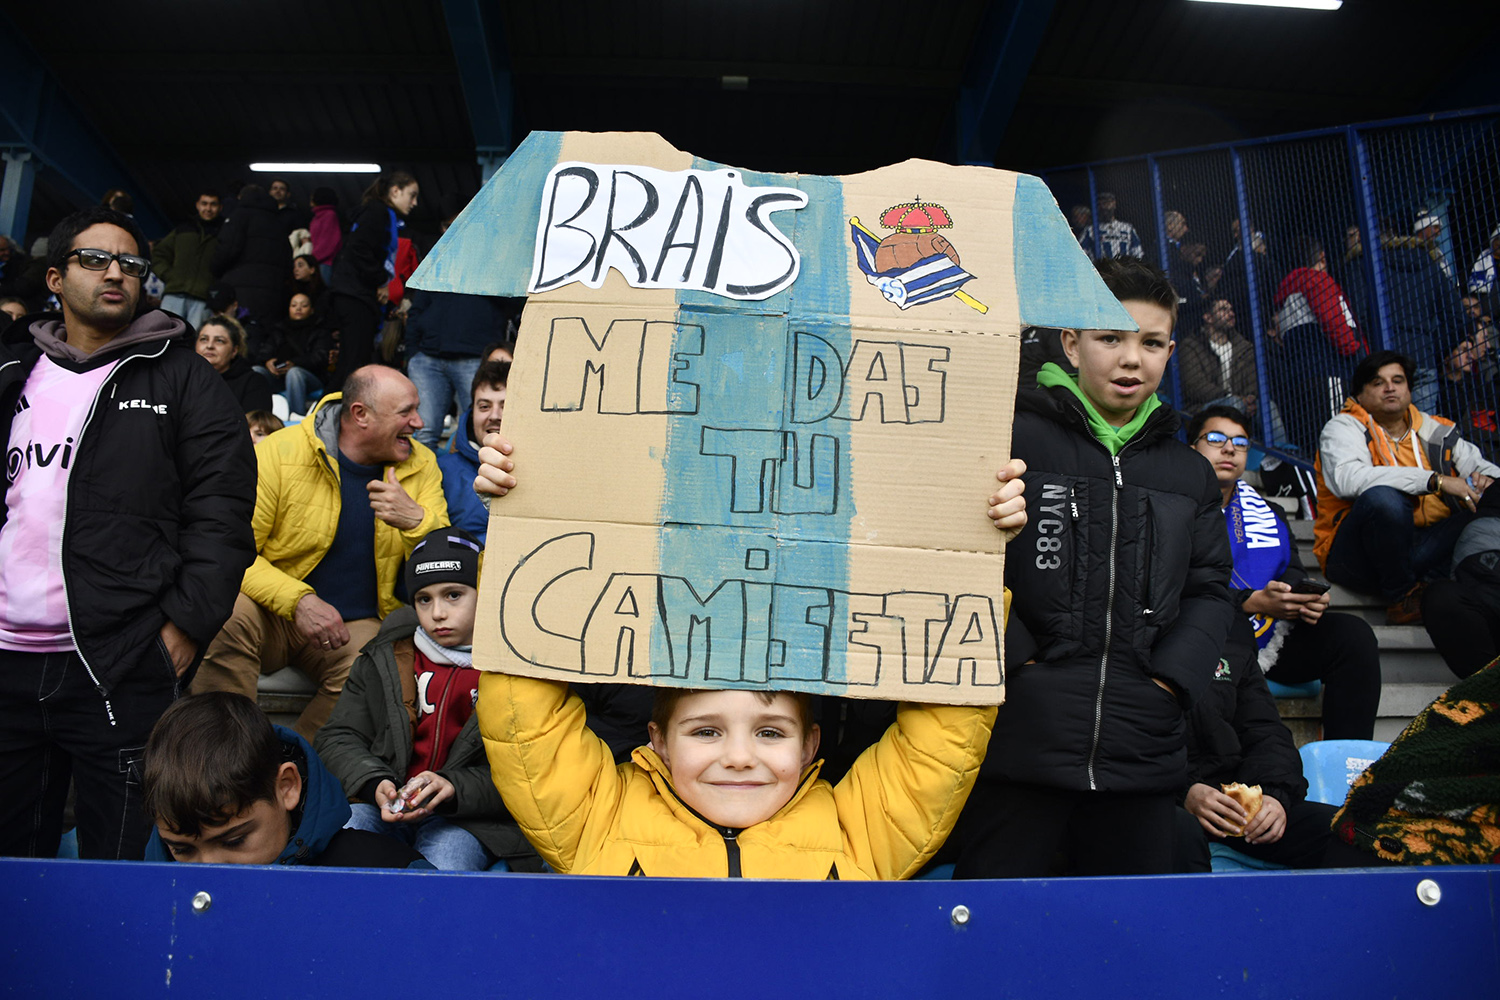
[1189,405,1381,742]
[0,207,256,860]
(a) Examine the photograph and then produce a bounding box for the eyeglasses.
[66,248,151,278]
[1197,430,1250,452]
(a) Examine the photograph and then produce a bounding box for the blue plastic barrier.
[2,858,1496,997]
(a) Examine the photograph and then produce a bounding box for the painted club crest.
[850,199,986,313]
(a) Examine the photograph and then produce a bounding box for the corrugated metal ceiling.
[5,0,1497,246]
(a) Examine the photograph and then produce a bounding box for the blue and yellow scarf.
[1224,479,1294,668]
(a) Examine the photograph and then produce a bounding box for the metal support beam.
[0,150,36,244]
[0,12,167,236]
[1230,147,1275,446]
[1147,155,1184,409]
[441,0,515,170]
[951,0,1057,165]
[1347,126,1394,352]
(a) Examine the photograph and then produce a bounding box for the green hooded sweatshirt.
[1035,362,1163,456]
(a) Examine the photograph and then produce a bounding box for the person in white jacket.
[1312,350,1500,624]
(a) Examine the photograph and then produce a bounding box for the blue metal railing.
[1046,106,1500,468]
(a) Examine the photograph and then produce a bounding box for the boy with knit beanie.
[315,527,537,870]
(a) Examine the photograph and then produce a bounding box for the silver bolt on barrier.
[950,904,971,926]
[191,891,213,914]
[1416,879,1441,907]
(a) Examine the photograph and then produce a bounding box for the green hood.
[1036,362,1163,455]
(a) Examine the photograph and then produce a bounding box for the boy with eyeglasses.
[1188,405,1380,741]
[0,207,256,860]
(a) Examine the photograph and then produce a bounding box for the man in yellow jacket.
[194,366,448,740]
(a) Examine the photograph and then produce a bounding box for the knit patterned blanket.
[1332,659,1500,864]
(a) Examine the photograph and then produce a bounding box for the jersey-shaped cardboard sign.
[408,131,1134,706]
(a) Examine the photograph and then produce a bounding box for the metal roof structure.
[2,0,1496,248]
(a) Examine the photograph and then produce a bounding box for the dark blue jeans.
[1324,485,1471,602]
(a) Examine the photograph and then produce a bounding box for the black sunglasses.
[1197,430,1250,451]
[67,248,151,278]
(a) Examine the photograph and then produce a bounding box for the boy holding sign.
[470,441,1027,879]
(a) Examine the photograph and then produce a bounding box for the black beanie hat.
[404,527,482,597]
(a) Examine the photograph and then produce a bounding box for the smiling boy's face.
[1062,299,1176,427]
[648,690,820,830]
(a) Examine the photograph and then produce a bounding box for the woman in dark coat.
[212,184,292,328]
[259,292,336,416]
[327,170,418,389]
[195,315,274,414]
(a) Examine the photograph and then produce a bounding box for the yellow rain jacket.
[478,670,997,879]
[242,393,448,619]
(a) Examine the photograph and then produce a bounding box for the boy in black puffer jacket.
[950,257,1234,878]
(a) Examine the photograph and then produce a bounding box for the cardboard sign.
[409,131,1134,705]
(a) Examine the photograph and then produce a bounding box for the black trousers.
[0,647,176,860]
[1172,798,1339,872]
[327,292,383,392]
[949,780,1176,879]
[1423,576,1500,679]
[1264,611,1383,740]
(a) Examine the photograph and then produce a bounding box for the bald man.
[192,366,449,739]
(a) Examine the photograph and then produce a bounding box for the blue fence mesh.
[1044,107,1500,464]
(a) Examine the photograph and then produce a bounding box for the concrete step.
[1378,650,1455,685]
[1377,682,1452,719]
[1374,717,1417,743]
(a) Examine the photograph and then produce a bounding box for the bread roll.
[1221,782,1264,836]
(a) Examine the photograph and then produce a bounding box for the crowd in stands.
[0,182,1496,881]
[1068,193,1500,464]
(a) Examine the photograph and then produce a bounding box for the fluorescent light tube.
[1189,0,1342,9]
[249,162,382,173]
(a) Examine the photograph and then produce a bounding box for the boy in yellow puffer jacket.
[472,447,1027,879]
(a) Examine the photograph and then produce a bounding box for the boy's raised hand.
[988,458,1028,543]
[474,431,516,498]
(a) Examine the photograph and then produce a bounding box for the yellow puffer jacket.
[242,393,448,619]
[477,671,996,879]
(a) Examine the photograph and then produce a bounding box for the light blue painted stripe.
[1012,173,1138,332]
[653,158,854,690]
[407,130,564,295]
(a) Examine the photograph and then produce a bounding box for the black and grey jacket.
[985,385,1235,794]
[0,311,256,699]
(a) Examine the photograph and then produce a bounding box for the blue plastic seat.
[916,863,955,880]
[1267,679,1322,699]
[1299,739,1391,806]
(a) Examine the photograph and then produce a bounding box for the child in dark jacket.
[315,528,539,871]
[142,692,429,868]
[1172,616,1336,871]
[949,256,1235,878]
